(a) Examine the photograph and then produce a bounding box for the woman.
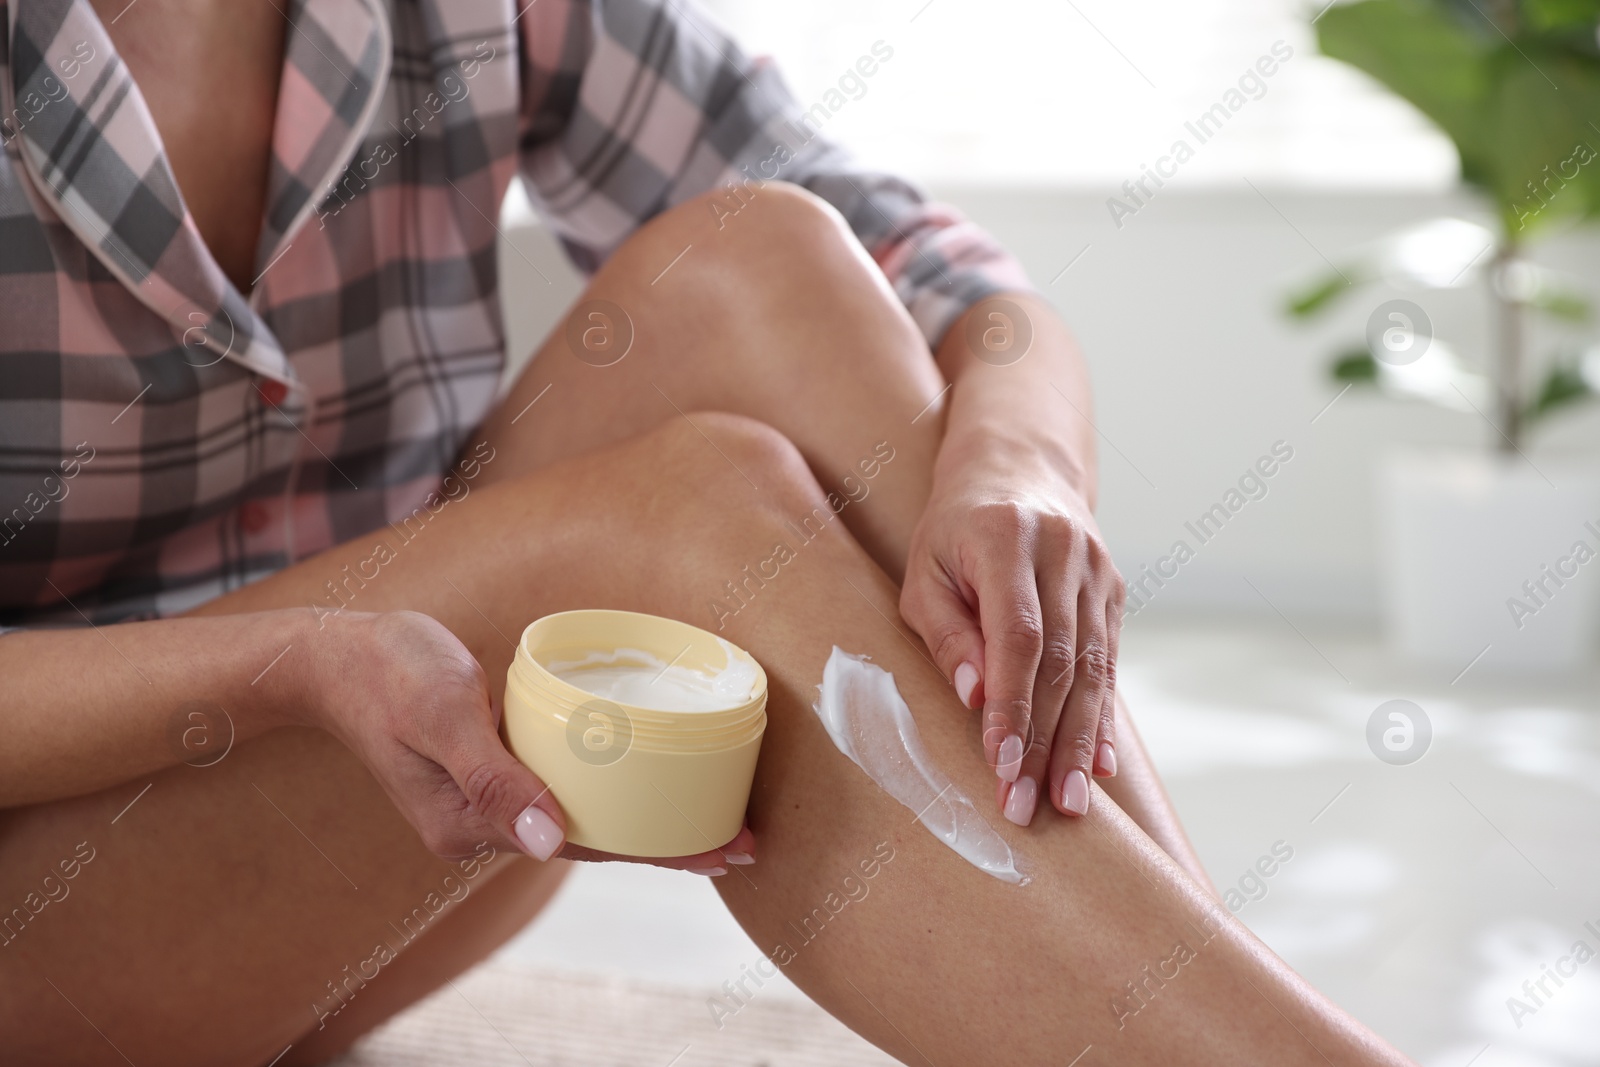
[0,0,1414,1063]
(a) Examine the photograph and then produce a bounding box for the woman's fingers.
[974,547,1045,785]
[1096,590,1124,778]
[1094,692,1118,777]
[1046,589,1116,817]
[442,723,569,861]
[900,565,987,711]
[999,735,1051,827]
[1001,551,1079,827]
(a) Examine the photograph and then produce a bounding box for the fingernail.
[1061,769,1090,816]
[1095,741,1118,777]
[1003,775,1037,827]
[722,851,756,866]
[514,803,564,861]
[953,662,979,709]
[997,733,1024,782]
[690,866,727,877]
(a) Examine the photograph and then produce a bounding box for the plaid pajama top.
[0,0,1030,629]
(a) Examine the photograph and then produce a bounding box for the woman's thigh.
[0,412,827,1067]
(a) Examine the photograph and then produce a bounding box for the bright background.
[696,0,1459,188]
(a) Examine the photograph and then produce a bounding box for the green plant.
[1288,0,1600,451]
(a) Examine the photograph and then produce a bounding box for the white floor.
[491,618,1600,1066]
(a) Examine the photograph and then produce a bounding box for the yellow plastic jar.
[501,609,768,857]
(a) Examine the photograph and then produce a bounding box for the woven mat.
[329,965,899,1067]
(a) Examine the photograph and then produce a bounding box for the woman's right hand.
[301,610,751,873]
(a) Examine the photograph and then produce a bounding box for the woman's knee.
[640,410,826,512]
[507,413,832,618]
[481,411,820,559]
[692,179,859,260]
[607,181,892,315]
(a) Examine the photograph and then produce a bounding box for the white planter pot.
[1380,451,1600,671]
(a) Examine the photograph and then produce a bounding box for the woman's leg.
[474,180,1208,883]
[0,413,1405,1067]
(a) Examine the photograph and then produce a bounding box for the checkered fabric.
[0,0,1032,628]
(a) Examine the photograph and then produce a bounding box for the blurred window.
[698,0,1457,187]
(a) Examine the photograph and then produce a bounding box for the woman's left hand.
[899,454,1125,826]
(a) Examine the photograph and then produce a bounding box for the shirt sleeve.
[515,0,1034,349]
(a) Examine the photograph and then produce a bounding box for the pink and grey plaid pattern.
[0,0,1031,629]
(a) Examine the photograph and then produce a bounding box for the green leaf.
[1330,348,1381,382]
[1288,271,1359,317]
[1317,0,1600,232]
[1531,285,1592,320]
[1524,356,1596,422]
[1317,2,1494,179]
[1523,0,1600,33]
[1484,54,1600,234]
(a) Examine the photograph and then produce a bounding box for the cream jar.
[502,609,768,857]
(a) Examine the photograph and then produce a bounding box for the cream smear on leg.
[813,646,1027,885]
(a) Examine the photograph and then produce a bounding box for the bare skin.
[0,3,1413,1065]
[95,0,285,290]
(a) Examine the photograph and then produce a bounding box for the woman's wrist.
[238,607,335,734]
[941,414,1087,478]
[934,294,1098,506]
[933,413,1094,511]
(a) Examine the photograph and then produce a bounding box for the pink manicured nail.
[997,733,1024,782]
[953,662,980,709]
[1061,769,1090,816]
[722,851,756,865]
[514,803,564,861]
[1003,775,1038,827]
[690,866,727,877]
[1095,741,1118,777]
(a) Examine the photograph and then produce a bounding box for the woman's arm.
[0,612,309,807]
[0,609,577,864]
[934,293,1099,504]
[1,608,746,868]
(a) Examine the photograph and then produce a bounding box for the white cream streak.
[813,647,1027,885]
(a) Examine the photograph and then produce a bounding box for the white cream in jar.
[547,643,759,711]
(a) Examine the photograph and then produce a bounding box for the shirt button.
[256,378,290,407]
[238,501,270,534]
